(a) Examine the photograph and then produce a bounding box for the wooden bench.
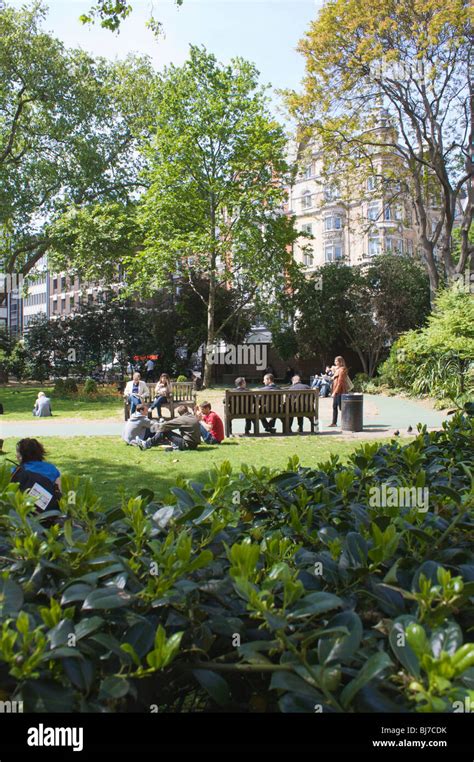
[124,381,197,420]
[224,388,319,436]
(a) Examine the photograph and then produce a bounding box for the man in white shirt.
[123,372,150,414]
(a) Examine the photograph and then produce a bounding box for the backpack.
[10,466,62,512]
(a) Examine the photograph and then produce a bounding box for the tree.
[124,46,298,386]
[80,1,183,32]
[288,0,473,299]
[0,1,155,283]
[271,256,431,377]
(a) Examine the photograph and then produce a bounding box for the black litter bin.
[341,393,363,432]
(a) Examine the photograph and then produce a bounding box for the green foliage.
[0,331,26,381]
[379,287,474,404]
[269,256,430,376]
[0,415,472,712]
[0,2,156,279]
[289,0,473,290]
[176,375,187,383]
[83,379,98,395]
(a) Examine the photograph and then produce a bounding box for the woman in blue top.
[15,438,61,490]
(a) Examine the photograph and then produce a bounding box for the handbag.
[346,376,354,392]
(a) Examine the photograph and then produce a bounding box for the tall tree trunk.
[203,270,216,388]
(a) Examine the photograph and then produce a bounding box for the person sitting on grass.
[33,391,52,417]
[149,373,172,419]
[196,401,224,445]
[10,438,62,514]
[13,437,61,489]
[122,403,153,446]
[123,372,149,415]
[137,405,201,451]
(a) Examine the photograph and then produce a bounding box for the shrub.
[176,374,188,382]
[352,373,369,392]
[378,286,474,405]
[63,378,78,394]
[53,378,65,395]
[83,378,98,395]
[0,415,472,713]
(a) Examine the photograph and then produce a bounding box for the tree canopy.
[0,1,156,280]
[289,0,473,297]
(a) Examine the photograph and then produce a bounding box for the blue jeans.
[149,395,168,417]
[199,423,219,444]
[128,394,141,414]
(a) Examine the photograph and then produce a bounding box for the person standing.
[33,391,52,417]
[329,356,349,427]
[145,357,155,382]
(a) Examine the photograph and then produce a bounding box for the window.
[301,190,312,210]
[385,237,393,253]
[367,176,376,191]
[303,251,314,267]
[52,277,58,291]
[368,237,381,256]
[61,276,66,291]
[368,203,380,221]
[406,239,414,255]
[324,215,342,231]
[60,297,66,313]
[303,163,313,180]
[52,300,57,313]
[384,205,392,221]
[325,244,343,262]
[324,184,340,202]
[301,223,313,236]
[394,205,403,221]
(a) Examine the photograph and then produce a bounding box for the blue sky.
[11,0,321,111]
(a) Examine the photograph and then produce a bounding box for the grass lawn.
[0,385,123,420]
[2,434,390,507]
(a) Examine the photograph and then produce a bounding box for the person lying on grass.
[195,401,224,445]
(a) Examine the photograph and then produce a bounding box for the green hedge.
[0,415,473,712]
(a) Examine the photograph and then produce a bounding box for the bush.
[53,378,65,395]
[83,378,98,395]
[352,372,369,392]
[378,287,474,405]
[0,416,473,713]
[176,374,188,382]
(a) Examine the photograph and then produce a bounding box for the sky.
[10,0,322,113]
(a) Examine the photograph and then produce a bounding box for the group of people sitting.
[122,401,224,451]
[122,355,351,447]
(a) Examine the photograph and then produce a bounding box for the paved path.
[0,394,448,439]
